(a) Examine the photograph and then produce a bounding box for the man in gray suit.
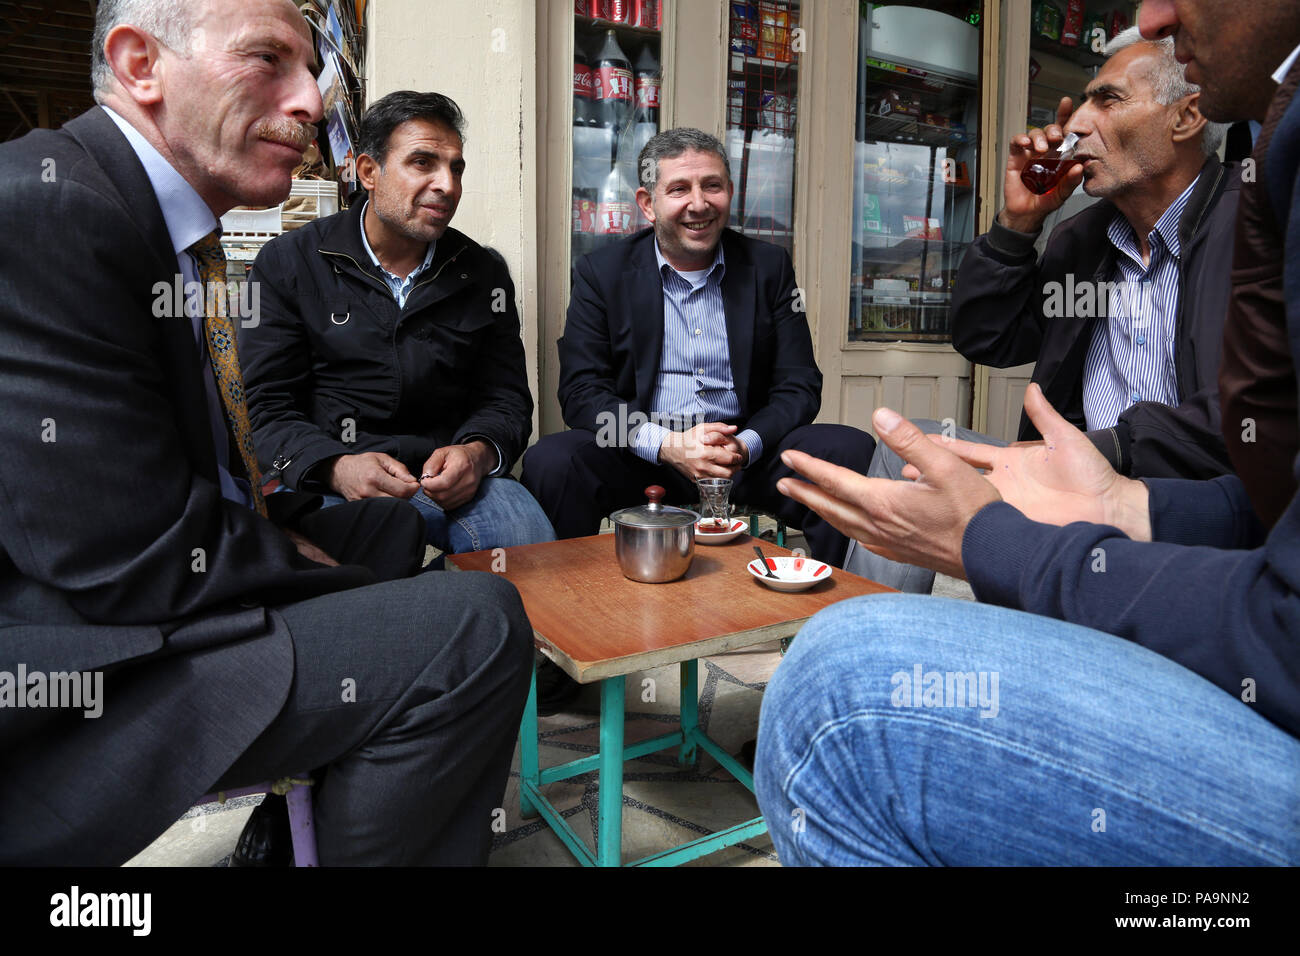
[0,0,532,865]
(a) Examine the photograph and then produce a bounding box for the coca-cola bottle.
[592,29,633,141]
[632,0,661,30]
[573,48,596,127]
[633,43,660,128]
[596,162,635,238]
[572,189,598,260]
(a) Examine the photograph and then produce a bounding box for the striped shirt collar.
[358,199,436,302]
[654,238,726,287]
[1106,173,1200,267]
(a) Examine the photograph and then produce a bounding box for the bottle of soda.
[592,29,634,140]
[633,43,660,128]
[573,48,596,127]
[632,0,661,30]
[597,162,635,237]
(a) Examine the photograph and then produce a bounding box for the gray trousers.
[843,419,1008,593]
[212,571,533,865]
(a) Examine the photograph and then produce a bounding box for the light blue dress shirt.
[630,240,764,467]
[103,107,252,508]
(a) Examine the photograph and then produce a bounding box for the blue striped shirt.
[1081,175,1197,431]
[630,242,764,466]
[359,199,436,309]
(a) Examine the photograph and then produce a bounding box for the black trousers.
[520,423,875,567]
[268,491,425,582]
[213,495,533,865]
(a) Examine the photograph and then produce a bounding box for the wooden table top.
[448,534,893,682]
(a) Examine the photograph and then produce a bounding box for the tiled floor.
[126,524,974,867]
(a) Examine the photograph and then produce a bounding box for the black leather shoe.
[535,659,582,717]
[738,738,757,773]
[230,792,293,867]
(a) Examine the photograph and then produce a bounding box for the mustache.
[254,117,315,152]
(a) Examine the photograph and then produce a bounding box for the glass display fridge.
[571,1,665,264]
[849,1,983,343]
[725,0,802,257]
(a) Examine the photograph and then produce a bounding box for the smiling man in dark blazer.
[0,0,531,866]
[522,128,875,568]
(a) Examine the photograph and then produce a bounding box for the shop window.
[725,0,801,256]
[850,1,982,343]
[571,1,665,263]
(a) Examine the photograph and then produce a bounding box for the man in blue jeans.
[756,0,1300,866]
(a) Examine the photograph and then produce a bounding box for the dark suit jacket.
[0,107,375,864]
[1220,63,1300,528]
[557,228,821,458]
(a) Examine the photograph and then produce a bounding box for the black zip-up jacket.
[238,200,533,492]
[952,156,1240,479]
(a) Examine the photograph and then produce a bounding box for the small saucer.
[694,517,747,544]
[747,555,832,592]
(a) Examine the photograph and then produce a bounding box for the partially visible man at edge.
[0,0,531,865]
[752,0,1300,866]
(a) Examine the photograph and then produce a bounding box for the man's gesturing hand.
[918,383,1152,541]
[778,408,1000,580]
[420,441,494,512]
[659,422,743,481]
[329,452,420,500]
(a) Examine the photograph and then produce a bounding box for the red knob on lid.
[644,485,665,503]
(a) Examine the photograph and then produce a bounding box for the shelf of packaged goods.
[857,236,966,263]
[1030,33,1105,69]
[847,329,953,345]
[863,174,972,192]
[861,112,970,148]
[856,289,952,305]
[864,59,976,91]
[729,52,797,75]
[732,221,794,238]
[576,15,661,38]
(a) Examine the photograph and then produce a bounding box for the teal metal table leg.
[519,658,540,819]
[678,660,699,768]
[597,676,626,867]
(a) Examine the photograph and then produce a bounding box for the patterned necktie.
[188,230,268,517]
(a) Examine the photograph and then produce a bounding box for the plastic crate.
[283,180,340,229]
[219,180,341,240]
[220,204,283,240]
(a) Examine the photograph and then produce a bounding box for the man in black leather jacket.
[240,90,555,556]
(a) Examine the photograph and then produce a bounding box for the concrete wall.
[366,0,541,446]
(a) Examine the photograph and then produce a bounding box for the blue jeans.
[844,420,1008,593]
[317,476,555,554]
[755,595,1300,865]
